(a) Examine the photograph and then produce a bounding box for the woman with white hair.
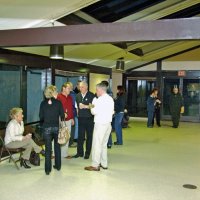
[5,107,44,169]
[39,85,65,175]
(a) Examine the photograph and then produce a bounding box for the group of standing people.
[4,80,126,175]
[40,81,126,173]
[147,86,184,128]
[4,80,184,174]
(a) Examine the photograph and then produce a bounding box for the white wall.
[129,61,200,72]
[162,61,200,71]
[89,73,110,93]
[134,63,157,71]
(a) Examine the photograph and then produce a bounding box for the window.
[0,64,51,128]
[0,65,21,128]
[55,70,87,92]
[26,69,51,123]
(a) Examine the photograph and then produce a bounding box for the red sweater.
[57,93,74,120]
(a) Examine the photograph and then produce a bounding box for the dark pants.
[43,127,61,173]
[171,112,180,128]
[147,111,154,127]
[69,124,75,146]
[107,118,115,146]
[77,117,94,157]
[153,108,161,126]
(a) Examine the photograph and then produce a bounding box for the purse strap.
[59,120,67,128]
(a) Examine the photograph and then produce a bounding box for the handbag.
[58,121,70,145]
[29,151,40,166]
[180,106,185,114]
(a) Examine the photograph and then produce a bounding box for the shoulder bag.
[58,121,70,145]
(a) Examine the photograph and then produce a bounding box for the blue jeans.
[107,118,115,146]
[115,112,124,145]
[43,127,61,173]
[147,111,154,127]
[74,117,79,139]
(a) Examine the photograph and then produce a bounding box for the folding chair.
[0,135,24,170]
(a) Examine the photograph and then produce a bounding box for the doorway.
[127,78,156,117]
[162,77,200,122]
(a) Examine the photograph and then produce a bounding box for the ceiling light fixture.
[50,45,64,59]
[116,59,125,71]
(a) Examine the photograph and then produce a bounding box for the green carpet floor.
[0,119,200,200]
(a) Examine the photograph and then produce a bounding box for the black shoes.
[107,145,112,149]
[84,155,89,159]
[72,154,89,159]
[72,154,84,158]
[72,153,90,159]
[114,142,122,145]
[100,164,108,170]
[53,165,61,171]
[20,158,31,169]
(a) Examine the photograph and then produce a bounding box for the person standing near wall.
[72,80,81,143]
[169,87,184,128]
[85,82,114,171]
[57,83,74,158]
[147,88,160,128]
[153,94,162,127]
[74,80,81,94]
[68,82,78,147]
[114,86,126,145]
[73,81,95,159]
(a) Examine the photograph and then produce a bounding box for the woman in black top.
[39,85,65,175]
[114,86,126,145]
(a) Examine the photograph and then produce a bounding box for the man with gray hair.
[85,82,114,171]
[72,81,95,159]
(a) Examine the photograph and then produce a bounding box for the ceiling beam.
[0,18,200,47]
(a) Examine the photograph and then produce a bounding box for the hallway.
[0,119,200,200]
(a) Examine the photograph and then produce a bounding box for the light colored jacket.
[4,119,24,145]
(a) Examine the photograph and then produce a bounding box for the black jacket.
[115,94,126,113]
[76,91,95,118]
[39,98,65,128]
[169,93,184,114]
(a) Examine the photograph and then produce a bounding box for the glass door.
[163,77,200,122]
[127,79,156,117]
[163,78,180,116]
[182,79,200,121]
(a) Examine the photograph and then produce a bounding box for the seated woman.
[4,107,44,169]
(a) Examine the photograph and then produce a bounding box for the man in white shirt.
[85,82,114,171]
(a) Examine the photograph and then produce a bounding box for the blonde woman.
[39,85,65,175]
[5,108,44,169]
